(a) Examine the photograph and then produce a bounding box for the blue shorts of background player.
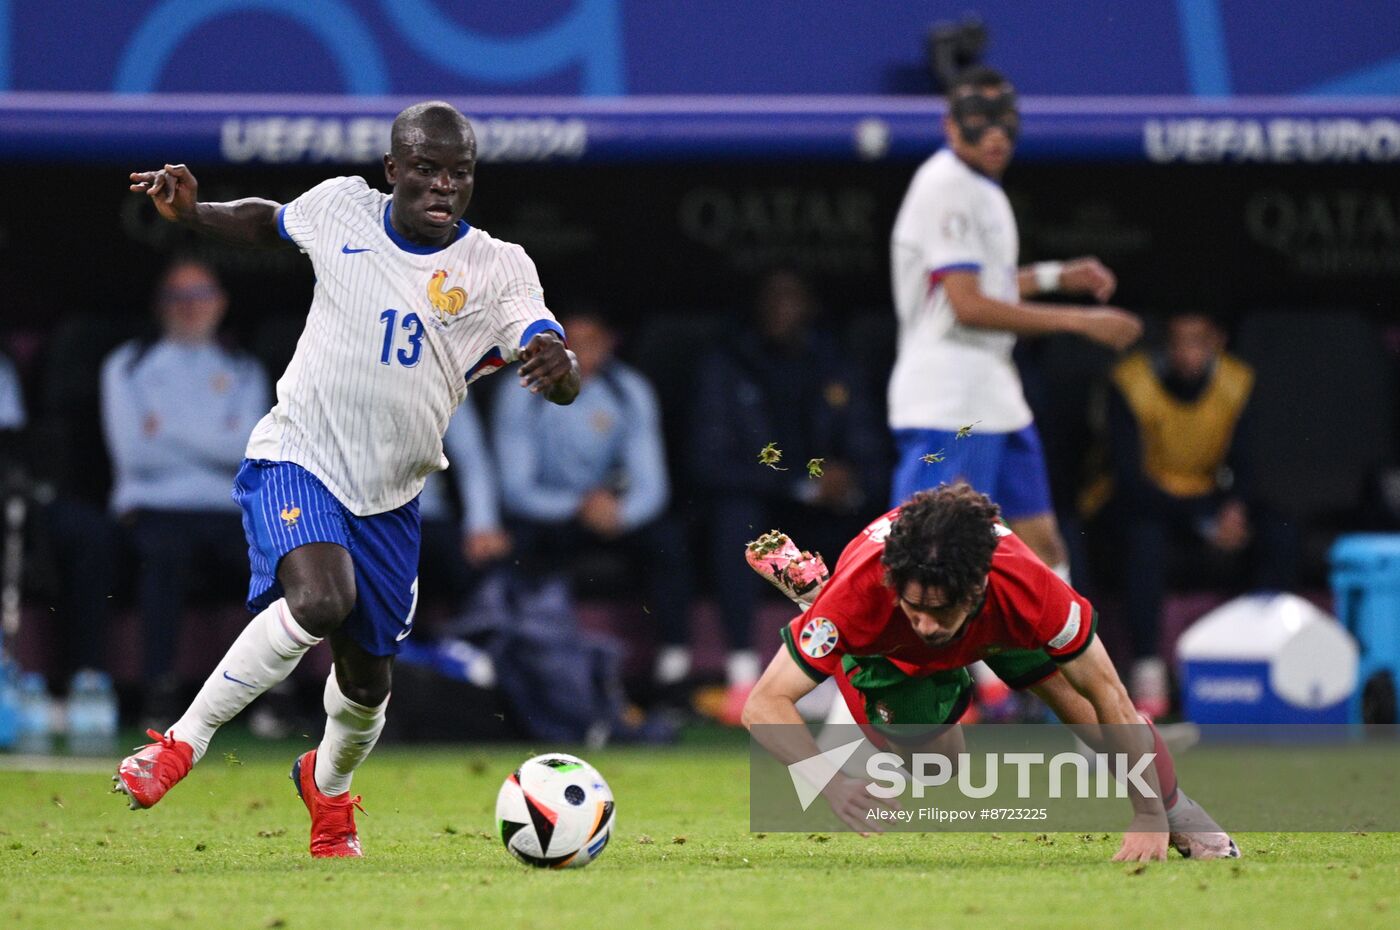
[233,459,420,656]
[890,423,1054,518]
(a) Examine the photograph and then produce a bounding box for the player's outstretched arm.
[943,271,1142,351]
[128,164,285,249]
[1016,256,1117,302]
[518,332,580,405]
[1058,639,1170,861]
[743,648,896,834]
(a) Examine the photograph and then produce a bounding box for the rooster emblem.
[428,270,467,321]
[280,506,301,528]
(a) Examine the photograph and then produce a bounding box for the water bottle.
[0,659,20,749]
[67,669,118,756]
[15,671,53,754]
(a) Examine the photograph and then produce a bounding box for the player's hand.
[1211,500,1251,553]
[1059,257,1117,302]
[579,488,622,538]
[1076,307,1143,352]
[129,163,199,223]
[519,332,580,402]
[1112,831,1170,862]
[462,529,512,566]
[822,773,897,836]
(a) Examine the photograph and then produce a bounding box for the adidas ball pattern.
[495,753,615,868]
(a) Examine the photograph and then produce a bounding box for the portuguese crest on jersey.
[799,617,839,659]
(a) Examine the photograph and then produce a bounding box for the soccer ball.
[495,753,615,868]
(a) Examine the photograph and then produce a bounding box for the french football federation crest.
[428,269,467,322]
[280,506,301,528]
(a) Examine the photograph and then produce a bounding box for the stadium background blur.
[1,1,1398,737]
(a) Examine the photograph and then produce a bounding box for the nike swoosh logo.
[222,670,257,689]
[341,244,375,254]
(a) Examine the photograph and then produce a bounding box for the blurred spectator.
[492,310,694,689]
[689,269,884,700]
[1109,311,1292,715]
[100,259,269,723]
[416,395,509,615]
[12,331,126,689]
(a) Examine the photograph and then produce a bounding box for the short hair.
[882,483,1002,603]
[390,100,474,155]
[947,65,1011,102]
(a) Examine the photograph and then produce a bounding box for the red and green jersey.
[783,507,1097,682]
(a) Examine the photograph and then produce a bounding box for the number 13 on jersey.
[379,308,425,368]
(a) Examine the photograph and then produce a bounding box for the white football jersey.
[245,176,561,515]
[887,148,1031,432]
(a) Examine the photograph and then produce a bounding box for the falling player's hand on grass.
[129,163,200,223]
[519,331,580,403]
[823,773,898,835]
[1112,830,1170,863]
[1059,256,1117,303]
[1076,307,1143,352]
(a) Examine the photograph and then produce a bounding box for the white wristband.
[1033,261,1064,294]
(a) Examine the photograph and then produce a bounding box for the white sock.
[726,650,761,687]
[168,599,320,763]
[1051,561,1072,584]
[314,671,387,796]
[654,645,692,685]
[1165,788,1219,832]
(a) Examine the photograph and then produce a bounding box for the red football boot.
[113,729,195,810]
[291,749,364,858]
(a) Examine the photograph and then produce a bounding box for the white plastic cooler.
[1176,593,1358,724]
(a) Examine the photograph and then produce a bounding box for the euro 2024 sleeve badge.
[799,617,839,659]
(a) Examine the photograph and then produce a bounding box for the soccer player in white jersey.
[114,102,580,858]
[888,66,1143,578]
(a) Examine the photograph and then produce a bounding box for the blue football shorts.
[232,459,420,656]
[889,423,1054,520]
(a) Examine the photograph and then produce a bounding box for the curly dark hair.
[882,484,1002,604]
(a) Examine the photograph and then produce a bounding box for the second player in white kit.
[887,66,1143,577]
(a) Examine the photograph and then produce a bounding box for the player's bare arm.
[943,271,1142,351]
[1015,256,1117,302]
[1057,638,1170,861]
[128,164,285,248]
[743,648,897,834]
[519,331,581,405]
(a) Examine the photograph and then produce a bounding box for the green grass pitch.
[1,730,1397,930]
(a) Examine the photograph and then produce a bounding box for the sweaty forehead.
[394,125,476,162]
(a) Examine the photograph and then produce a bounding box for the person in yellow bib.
[1108,312,1290,716]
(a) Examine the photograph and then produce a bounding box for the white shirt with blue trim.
[247,175,563,516]
[888,148,1030,432]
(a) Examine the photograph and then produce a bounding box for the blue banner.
[4,1,1399,97]
[3,93,1398,164]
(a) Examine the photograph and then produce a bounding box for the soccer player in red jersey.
[743,483,1237,862]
